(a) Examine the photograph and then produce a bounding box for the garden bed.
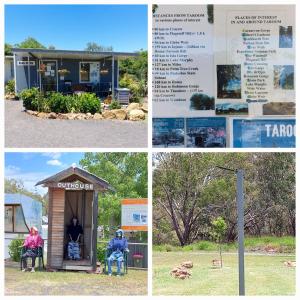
[25,102,147,121]
[18,88,147,121]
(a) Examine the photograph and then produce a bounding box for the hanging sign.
[55,182,94,190]
[17,61,36,66]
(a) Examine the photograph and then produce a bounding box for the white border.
[1,0,299,299]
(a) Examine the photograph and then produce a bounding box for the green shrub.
[97,243,107,264]
[165,244,173,252]
[20,88,41,111]
[109,100,121,110]
[119,73,143,103]
[5,79,15,94]
[182,244,194,252]
[77,93,101,114]
[194,241,217,251]
[20,89,101,114]
[8,239,24,262]
[48,92,77,113]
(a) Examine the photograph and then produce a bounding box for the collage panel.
[4,152,148,296]
[152,4,295,148]
[152,152,295,296]
[5,4,148,148]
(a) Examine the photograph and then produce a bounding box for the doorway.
[63,190,93,269]
[40,60,58,92]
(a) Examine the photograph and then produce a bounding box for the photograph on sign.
[186,117,226,148]
[152,118,185,148]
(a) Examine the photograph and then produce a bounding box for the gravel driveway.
[5,100,148,148]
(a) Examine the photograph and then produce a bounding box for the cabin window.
[79,62,100,83]
[80,63,90,82]
[5,206,13,232]
[5,205,28,233]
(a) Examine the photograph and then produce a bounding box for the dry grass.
[5,262,147,296]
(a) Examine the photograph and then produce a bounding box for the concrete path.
[5,100,148,148]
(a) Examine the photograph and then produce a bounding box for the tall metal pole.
[236,169,245,296]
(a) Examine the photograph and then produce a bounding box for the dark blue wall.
[15,55,119,97]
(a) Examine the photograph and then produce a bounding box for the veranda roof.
[12,48,138,60]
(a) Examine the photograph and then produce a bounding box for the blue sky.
[5,5,148,52]
[5,152,86,195]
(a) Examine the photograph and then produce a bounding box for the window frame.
[5,204,29,234]
[79,61,99,84]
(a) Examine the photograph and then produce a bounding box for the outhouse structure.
[36,166,114,271]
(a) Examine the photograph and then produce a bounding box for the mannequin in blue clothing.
[107,229,129,276]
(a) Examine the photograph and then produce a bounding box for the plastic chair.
[20,246,45,271]
[104,248,128,275]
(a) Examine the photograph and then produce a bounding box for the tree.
[15,37,46,49]
[5,43,13,55]
[254,153,295,236]
[211,217,227,267]
[153,153,295,246]
[119,50,148,98]
[85,42,113,52]
[79,153,147,237]
[5,178,48,214]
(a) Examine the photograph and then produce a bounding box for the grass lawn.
[5,262,147,296]
[153,236,295,253]
[153,251,295,296]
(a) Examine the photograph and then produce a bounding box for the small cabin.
[5,193,42,259]
[12,48,137,99]
[36,166,114,271]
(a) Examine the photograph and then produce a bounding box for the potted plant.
[38,63,46,74]
[58,68,70,76]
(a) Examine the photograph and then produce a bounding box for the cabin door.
[39,60,58,92]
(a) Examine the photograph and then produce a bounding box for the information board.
[121,199,148,231]
[152,4,295,148]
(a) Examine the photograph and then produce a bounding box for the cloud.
[5,165,50,196]
[41,152,62,160]
[47,159,62,166]
[5,165,21,176]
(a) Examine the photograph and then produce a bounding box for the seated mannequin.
[107,229,129,276]
[67,216,83,260]
[21,226,44,272]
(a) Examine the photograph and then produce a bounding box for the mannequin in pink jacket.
[21,226,44,272]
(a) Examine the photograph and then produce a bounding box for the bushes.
[109,100,121,110]
[20,88,101,114]
[119,73,144,103]
[8,239,24,262]
[5,79,15,94]
[77,93,101,114]
[48,92,77,113]
[97,243,107,264]
[20,88,45,111]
